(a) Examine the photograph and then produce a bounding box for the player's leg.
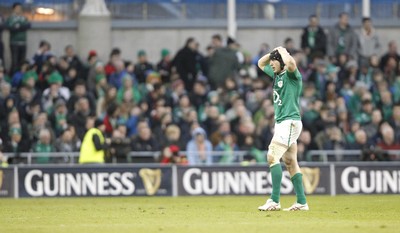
[282,121,309,211]
[258,140,288,211]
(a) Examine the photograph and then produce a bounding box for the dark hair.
[362,17,371,23]
[339,12,348,18]
[309,14,317,19]
[75,79,86,87]
[110,48,121,57]
[185,37,195,47]
[270,50,285,69]
[212,34,222,42]
[39,40,50,48]
[107,102,119,116]
[284,37,293,44]
[12,2,22,9]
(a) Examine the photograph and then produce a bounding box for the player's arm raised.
[277,47,297,72]
[257,53,271,71]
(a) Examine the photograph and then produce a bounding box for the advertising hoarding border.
[1,162,399,198]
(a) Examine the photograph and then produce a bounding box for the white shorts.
[272,120,302,147]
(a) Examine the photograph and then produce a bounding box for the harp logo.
[139,169,162,196]
[300,167,320,194]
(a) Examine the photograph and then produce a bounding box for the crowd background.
[0,5,400,165]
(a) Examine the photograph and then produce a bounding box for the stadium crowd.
[0,9,400,165]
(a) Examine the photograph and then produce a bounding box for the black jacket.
[301,26,327,57]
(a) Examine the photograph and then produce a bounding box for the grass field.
[1,195,399,233]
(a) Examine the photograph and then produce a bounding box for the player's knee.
[267,154,275,165]
[283,156,293,167]
[267,142,287,166]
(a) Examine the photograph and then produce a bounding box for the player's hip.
[272,120,302,147]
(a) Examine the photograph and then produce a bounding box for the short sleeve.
[263,65,274,79]
[287,68,302,80]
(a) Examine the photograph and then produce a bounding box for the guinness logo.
[0,170,3,190]
[300,167,320,194]
[139,169,161,196]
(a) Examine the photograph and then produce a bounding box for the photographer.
[79,119,110,164]
[108,129,131,163]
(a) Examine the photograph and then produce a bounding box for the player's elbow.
[257,60,264,70]
[286,60,297,72]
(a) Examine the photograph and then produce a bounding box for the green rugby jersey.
[263,65,302,123]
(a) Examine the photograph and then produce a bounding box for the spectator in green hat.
[134,49,154,83]
[3,123,30,162]
[157,48,172,83]
[22,70,38,88]
[42,71,70,113]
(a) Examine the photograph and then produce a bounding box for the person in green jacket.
[6,2,31,73]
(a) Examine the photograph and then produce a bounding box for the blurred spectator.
[354,99,373,125]
[3,123,29,164]
[61,45,83,76]
[186,127,213,165]
[103,102,120,136]
[202,105,221,137]
[357,17,381,65]
[42,71,70,113]
[172,38,198,91]
[214,132,239,164]
[322,126,346,150]
[134,50,154,83]
[173,93,194,123]
[362,109,382,140]
[389,103,400,142]
[116,75,141,104]
[301,14,327,61]
[283,37,298,55]
[157,48,172,83]
[379,41,400,74]
[55,128,80,153]
[109,59,133,89]
[6,2,31,73]
[48,98,68,137]
[104,48,121,77]
[0,14,4,65]
[32,128,55,164]
[131,125,159,152]
[96,85,117,117]
[208,35,239,90]
[327,12,358,62]
[86,50,100,92]
[10,60,29,89]
[32,40,52,74]
[67,97,92,140]
[109,129,131,163]
[160,145,187,165]
[377,123,400,151]
[253,43,270,76]
[297,129,318,161]
[67,79,96,116]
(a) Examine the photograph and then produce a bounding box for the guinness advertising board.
[177,165,330,196]
[336,164,400,194]
[18,166,172,197]
[0,168,14,198]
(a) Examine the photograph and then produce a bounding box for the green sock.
[270,164,282,203]
[291,173,307,204]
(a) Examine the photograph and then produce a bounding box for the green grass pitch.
[1,195,399,233]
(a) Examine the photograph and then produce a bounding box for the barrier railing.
[3,149,400,165]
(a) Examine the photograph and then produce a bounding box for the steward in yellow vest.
[79,119,109,164]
